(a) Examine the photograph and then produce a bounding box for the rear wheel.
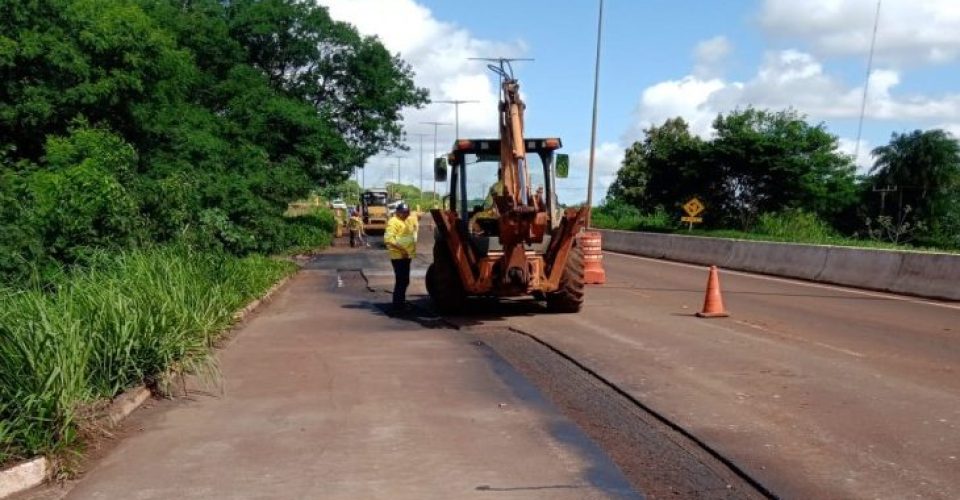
[546,244,585,313]
[426,242,466,313]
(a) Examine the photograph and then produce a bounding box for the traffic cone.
[696,265,729,318]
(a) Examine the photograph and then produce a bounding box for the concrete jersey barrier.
[598,229,960,301]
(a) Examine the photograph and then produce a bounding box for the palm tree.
[870,129,960,221]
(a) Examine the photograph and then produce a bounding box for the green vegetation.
[385,182,442,211]
[1,0,426,464]
[594,204,956,253]
[0,0,427,283]
[603,109,960,251]
[1,247,295,463]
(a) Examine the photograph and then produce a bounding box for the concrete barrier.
[598,229,960,301]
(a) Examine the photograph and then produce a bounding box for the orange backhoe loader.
[427,60,588,313]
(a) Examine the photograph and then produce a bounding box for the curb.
[233,274,293,321]
[0,459,48,499]
[0,271,296,499]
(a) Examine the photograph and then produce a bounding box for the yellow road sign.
[681,216,703,223]
[683,197,705,217]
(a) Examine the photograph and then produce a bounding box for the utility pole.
[390,156,406,198]
[854,0,882,166]
[873,185,897,214]
[422,121,451,199]
[586,0,605,227]
[434,99,479,141]
[408,133,431,195]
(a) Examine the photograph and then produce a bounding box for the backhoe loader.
[427,60,588,313]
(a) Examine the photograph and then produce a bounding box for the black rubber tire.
[426,242,467,313]
[546,244,585,313]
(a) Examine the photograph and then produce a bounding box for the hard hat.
[395,202,410,213]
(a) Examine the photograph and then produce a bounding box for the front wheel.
[546,244,585,313]
[426,243,466,313]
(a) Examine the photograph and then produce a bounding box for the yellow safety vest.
[348,216,364,231]
[385,215,417,259]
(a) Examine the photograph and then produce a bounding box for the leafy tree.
[607,110,858,231]
[607,118,709,213]
[226,0,428,165]
[0,0,430,283]
[868,129,960,242]
[708,108,858,229]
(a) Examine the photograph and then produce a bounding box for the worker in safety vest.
[347,209,366,248]
[384,202,416,314]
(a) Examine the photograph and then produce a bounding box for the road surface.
[27,243,636,500]
[443,243,960,499]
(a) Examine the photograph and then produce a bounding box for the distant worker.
[384,202,416,315]
[348,209,366,248]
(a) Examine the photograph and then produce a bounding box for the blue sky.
[321,0,960,204]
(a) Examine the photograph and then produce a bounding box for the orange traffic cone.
[696,265,729,318]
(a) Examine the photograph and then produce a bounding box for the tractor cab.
[440,138,568,254]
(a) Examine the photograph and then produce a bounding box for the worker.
[470,173,506,234]
[384,202,416,315]
[348,209,366,248]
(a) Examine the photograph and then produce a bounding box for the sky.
[318,0,960,204]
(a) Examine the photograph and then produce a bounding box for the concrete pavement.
[499,251,960,499]
[33,245,636,499]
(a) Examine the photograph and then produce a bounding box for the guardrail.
[598,229,960,301]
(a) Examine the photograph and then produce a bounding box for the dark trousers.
[391,258,411,307]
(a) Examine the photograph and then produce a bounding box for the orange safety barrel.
[578,231,606,285]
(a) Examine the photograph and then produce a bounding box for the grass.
[0,246,295,464]
[592,206,960,254]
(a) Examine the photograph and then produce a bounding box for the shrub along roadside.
[0,246,295,464]
[591,204,960,254]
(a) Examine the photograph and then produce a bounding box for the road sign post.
[682,197,705,231]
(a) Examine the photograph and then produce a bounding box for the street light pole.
[422,121,451,199]
[391,156,406,196]
[408,133,431,195]
[435,99,479,141]
[586,0,604,228]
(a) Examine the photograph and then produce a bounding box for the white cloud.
[938,123,960,138]
[560,142,624,205]
[626,76,727,140]
[760,0,960,66]
[320,0,526,189]
[837,137,874,174]
[629,49,960,142]
[694,36,733,77]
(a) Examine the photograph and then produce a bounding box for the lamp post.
[434,99,479,141]
[391,156,406,198]
[585,0,604,227]
[408,133,430,195]
[422,121,451,198]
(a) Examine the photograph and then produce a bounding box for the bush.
[754,209,838,243]
[592,201,673,232]
[0,246,294,462]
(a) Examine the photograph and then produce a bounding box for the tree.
[226,0,428,166]
[607,110,858,231]
[607,118,708,214]
[0,0,431,281]
[869,129,960,239]
[708,108,857,229]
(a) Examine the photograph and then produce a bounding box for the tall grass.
[0,246,294,463]
[591,203,674,232]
